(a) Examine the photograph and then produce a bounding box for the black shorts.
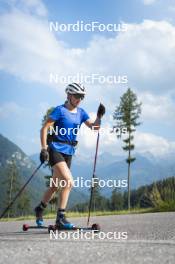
[48,148,72,168]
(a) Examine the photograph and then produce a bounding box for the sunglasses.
[72,94,84,100]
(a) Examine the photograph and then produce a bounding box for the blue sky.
[0,0,175,157]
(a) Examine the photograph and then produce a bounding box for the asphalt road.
[0,212,174,264]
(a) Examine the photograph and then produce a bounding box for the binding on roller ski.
[0,83,105,234]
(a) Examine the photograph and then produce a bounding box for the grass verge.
[0,207,166,222]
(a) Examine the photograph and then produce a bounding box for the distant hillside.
[30,150,175,199]
[0,134,46,214]
[68,151,175,197]
[0,134,87,216]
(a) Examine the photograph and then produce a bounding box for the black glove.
[97,103,106,119]
[40,149,49,164]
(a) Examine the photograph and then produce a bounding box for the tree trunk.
[128,131,131,211]
[128,160,131,210]
[8,169,14,218]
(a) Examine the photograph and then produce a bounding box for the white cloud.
[75,112,120,156]
[0,10,66,86]
[0,102,25,119]
[142,0,157,5]
[135,131,175,156]
[138,92,175,123]
[1,3,175,156]
[76,111,175,158]
[1,12,175,127]
[77,124,175,158]
[1,0,47,17]
[20,0,47,16]
[1,5,175,97]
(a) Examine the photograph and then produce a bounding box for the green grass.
[0,208,156,222]
[154,200,175,212]
[1,206,174,222]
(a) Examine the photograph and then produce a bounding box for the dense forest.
[71,176,175,213]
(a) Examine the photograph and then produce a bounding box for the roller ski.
[23,223,100,232]
[22,203,47,231]
[22,223,48,231]
[48,223,100,233]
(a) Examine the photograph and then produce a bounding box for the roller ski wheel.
[23,224,29,231]
[91,223,100,232]
[48,225,55,233]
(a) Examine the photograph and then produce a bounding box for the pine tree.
[113,88,142,210]
[3,158,31,217]
[110,189,123,210]
[149,182,163,207]
[42,107,55,126]
[139,187,152,208]
[42,107,55,146]
[89,178,108,211]
[3,159,20,217]
[91,178,101,211]
[17,191,31,216]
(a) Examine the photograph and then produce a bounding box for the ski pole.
[0,163,43,219]
[87,131,100,226]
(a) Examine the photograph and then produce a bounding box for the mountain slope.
[0,134,46,213]
[30,150,175,199]
[0,134,88,214]
[71,152,175,197]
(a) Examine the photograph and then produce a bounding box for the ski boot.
[34,202,46,226]
[56,213,75,230]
